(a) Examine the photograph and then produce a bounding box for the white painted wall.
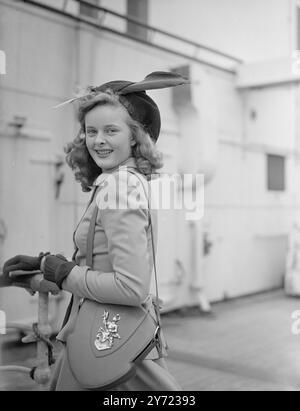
[150,0,293,63]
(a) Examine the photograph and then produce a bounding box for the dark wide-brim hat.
[55,71,189,142]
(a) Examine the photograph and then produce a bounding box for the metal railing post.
[34,291,52,390]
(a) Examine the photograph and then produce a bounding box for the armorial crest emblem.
[94,310,121,351]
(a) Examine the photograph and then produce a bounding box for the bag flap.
[69,300,156,358]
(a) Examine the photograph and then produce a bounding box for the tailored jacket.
[57,157,166,359]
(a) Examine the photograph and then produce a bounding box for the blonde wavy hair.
[64,90,164,192]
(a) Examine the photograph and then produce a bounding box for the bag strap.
[72,186,98,262]
[86,170,162,335]
[61,186,98,330]
[86,203,98,267]
[127,170,162,334]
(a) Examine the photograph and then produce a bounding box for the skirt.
[49,346,182,391]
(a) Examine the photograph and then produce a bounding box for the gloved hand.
[27,274,60,294]
[0,274,60,294]
[0,273,35,290]
[1,252,49,288]
[0,273,14,287]
[43,254,76,289]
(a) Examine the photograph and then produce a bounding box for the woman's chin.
[95,157,116,171]
[92,153,131,172]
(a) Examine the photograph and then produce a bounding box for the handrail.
[16,0,241,74]
[75,0,243,64]
[0,273,59,390]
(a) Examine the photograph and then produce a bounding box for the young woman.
[2,72,188,391]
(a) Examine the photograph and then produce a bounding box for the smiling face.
[85,103,135,172]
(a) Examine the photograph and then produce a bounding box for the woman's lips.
[95,149,113,158]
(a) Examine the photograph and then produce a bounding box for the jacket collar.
[93,157,138,187]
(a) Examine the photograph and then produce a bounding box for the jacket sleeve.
[62,171,152,306]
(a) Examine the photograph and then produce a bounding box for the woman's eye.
[105,128,118,134]
[86,129,97,136]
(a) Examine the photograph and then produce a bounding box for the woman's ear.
[130,137,136,147]
[79,126,86,141]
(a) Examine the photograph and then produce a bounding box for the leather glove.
[27,274,60,294]
[1,252,49,288]
[0,273,15,287]
[43,254,76,289]
[8,275,60,295]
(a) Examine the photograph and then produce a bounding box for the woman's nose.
[94,131,106,144]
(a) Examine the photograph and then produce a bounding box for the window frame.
[266,153,286,192]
